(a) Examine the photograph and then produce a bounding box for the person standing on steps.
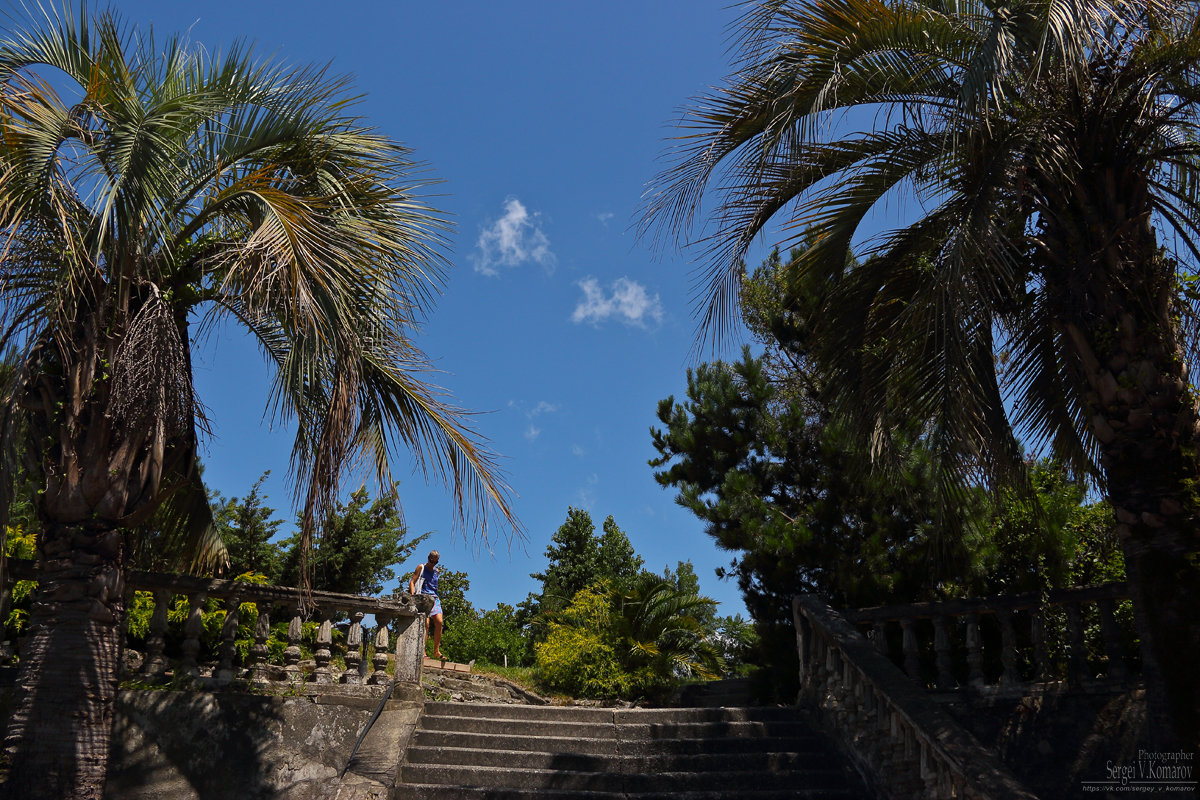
[409,550,444,660]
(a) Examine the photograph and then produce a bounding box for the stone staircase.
[398,701,867,798]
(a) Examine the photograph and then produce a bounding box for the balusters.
[249,604,271,682]
[143,589,171,676]
[900,618,921,682]
[932,615,956,689]
[179,592,206,678]
[1096,597,1128,681]
[1031,608,1052,682]
[996,608,1021,686]
[343,611,364,685]
[371,614,392,684]
[284,608,303,680]
[872,621,888,656]
[965,613,985,688]
[216,594,240,685]
[1065,601,1089,684]
[313,609,334,684]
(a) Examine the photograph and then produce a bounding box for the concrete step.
[421,704,813,741]
[616,720,814,740]
[406,744,835,773]
[418,712,618,739]
[401,704,866,799]
[422,701,615,723]
[401,763,854,792]
[421,701,799,724]
[402,788,860,800]
[410,728,828,757]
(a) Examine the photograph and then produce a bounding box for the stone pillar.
[283,610,303,681]
[997,607,1021,686]
[393,613,427,684]
[370,613,392,685]
[342,611,364,685]
[965,613,985,688]
[249,604,271,683]
[216,594,241,685]
[143,589,171,676]
[932,615,956,689]
[1097,597,1128,680]
[180,592,206,678]
[313,609,334,684]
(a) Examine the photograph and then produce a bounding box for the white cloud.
[571,277,664,328]
[575,473,600,509]
[571,444,585,457]
[595,212,614,226]
[474,197,555,276]
[525,424,541,441]
[530,401,558,417]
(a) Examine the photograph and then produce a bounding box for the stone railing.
[793,594,1040,800]
[2,559,433,689]
[843,583,1134,691]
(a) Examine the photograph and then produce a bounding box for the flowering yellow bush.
[534,583,630,699]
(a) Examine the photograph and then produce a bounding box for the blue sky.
[97,1,774,617]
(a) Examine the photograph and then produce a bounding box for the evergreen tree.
[597,516,644,588]
[518,508,648,662]
[277,487,428,596]
[532,507,602,609]
[212,473,284,581]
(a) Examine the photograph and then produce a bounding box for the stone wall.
[0,685,422,800]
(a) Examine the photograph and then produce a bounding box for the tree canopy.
[642,0,1200,749]
[0,6,516,796]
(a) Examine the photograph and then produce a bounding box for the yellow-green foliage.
[534,583,630,699]
[123,571,332,666]
[4,526,36,635]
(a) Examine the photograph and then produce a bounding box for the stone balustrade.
[793,594,1040,800]
[2,559,434,689]
[842,582,1134,691]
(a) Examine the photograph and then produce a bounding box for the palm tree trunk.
[1,522,127,800]
[1067,302,1200,754]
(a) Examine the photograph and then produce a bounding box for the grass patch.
[473,665,539,693]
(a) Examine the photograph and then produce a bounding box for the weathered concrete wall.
[105,686,422,800]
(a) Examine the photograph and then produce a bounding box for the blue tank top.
[421,564,439,597]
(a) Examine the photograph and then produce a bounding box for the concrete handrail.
[794,594,1041,800]
[3,558,432,688]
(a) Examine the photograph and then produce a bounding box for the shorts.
[426,597,442,617]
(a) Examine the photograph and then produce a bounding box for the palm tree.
[0,7,516,798]
[610,573,721,686]
[643,0,1200,749]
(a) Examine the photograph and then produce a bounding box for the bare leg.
[431,613,444,659]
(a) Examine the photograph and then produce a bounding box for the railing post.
[392,612,427,683]
[1065,601,1089,685]
[933,615,956,689]
[216,594,240,685]
[1031,607,1052,682]
[180,592,206,678]
[965,613,985,688]
[313,609,334,684]
[370,613,392,685]
[1096,597,1128,681]
[342,610,364,685]
[283,608,303,681]
[249,603,271,682]
[872,621,888,656]
[143,589,171,676]
[997,607,1021,686]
